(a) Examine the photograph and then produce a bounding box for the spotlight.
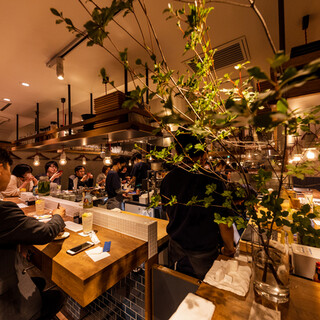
[56,57,64,80]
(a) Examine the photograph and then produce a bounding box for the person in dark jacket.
[68,165,93,190]
[0,148,66,320]
[160,130,235,279]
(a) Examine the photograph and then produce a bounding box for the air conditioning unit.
[185,36,250,73]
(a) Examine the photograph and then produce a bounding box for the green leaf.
[247,67,268,80]
[276,98,288,114]
[50,8,61,17]
[136,58,142,65]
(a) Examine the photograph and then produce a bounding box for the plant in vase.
[51,0,320,303]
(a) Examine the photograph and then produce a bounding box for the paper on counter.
[169,293,215,320]
[78,232,89,237]
[248,301,281,320]
[203,259,251,297]
[85,246,110,262]
[17,203,28,208]
[65,221,83,232]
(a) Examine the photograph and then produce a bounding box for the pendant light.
[33,154,40,166]
[59,151,67,166]
[82,156,87,165]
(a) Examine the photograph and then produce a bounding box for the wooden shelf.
[12,107,156,152]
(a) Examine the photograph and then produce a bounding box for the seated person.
[68,165,93,190]
[96,165,112,187]
[42,161,63,184]
[0,148,66,320]
[1,164,38,197]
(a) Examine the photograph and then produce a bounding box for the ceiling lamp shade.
[56,57,64,80]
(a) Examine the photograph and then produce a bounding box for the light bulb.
[149,155,153,161]
[82,156,87,165]
[59,158,67,165]
[306,149,316,160]
[129,160,132,166]
[103,156,112,165]
[33,155,40,166]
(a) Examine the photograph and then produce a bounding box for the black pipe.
[146,66,149,105]
[278,0,285,52]
[124,66,128,96]
[36,103,40,135]
[16,114,19,141]
[57,108,60,127]
[90,93,93,114]
[68,84,72,135]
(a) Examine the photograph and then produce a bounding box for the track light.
[56,57,64,80]
[33,154,40,166]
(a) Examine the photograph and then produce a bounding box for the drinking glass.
[35,199,45,215]
[82,212,93,234]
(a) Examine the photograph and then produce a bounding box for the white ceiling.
[0,0,319,141]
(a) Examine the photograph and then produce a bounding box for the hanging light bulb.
[306,148,318,160]
[103,156,112,165]
[129,160,132,166]
[59,151,67,165]
[82,156,87,165]
[33,154,40,166]
[56,57,64,80]
[149,154,153,161]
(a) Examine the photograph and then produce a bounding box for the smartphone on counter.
[66,241,94,255]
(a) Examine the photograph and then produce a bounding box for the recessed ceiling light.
[21,82,30,87]
[3,98,11,102]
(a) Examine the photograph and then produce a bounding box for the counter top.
[7,198,168,307]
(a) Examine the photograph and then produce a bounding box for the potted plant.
[51,0,320,302]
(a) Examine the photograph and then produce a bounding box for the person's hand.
[87,173,93,179]
[51,171,63,181]
[32,176,38,185]
[221,247,236,257]
[81,174,88,182]
[52,207,66,218]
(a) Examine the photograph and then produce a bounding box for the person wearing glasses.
[68,165,93,190]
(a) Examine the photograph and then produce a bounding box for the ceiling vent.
[186,36,250,72]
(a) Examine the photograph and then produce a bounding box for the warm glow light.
[59,151,67,165]
[103,156,112,165]
[149,155,153,161]
[129,160,132,166]
[3,98,10,102]
[59,158,67,165]
[291,154,302,162]
[21,82,30,87]
[33,155,40,166]
[82,156,87,165]
[57,75,64,80]
[306,150,316,160]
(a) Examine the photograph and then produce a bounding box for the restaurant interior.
[0,0,320,319]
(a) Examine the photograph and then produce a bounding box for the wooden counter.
[7,198,168,309]
[196,275,320,320]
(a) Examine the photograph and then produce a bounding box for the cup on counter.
[304,190,314,210]
[82,212,93,234]
[35,199,45,215]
